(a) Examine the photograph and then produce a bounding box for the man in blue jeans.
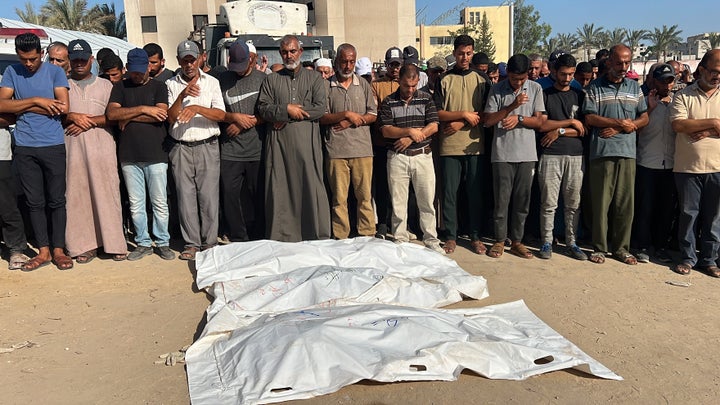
[106,48,174,261]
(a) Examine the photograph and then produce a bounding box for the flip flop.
[589,252,606,264]
[21,256,51,272]
[8,253,29,270]
[488,241,505,258]
[674,263,692,275]
[509,242,533,259]
[53,254,74,271]
[179,247,199,261]
[701,265,720,278]
[75,249,97,264]
[443,240,456,254]
[470,240,487,255]
[112,254,128,261]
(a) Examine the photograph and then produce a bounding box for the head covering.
[177,40,200,59]
[497,62,507,77]
[126,48,149,73]
[548,50,566,64]
[245,42,256,54]
[625,70,639,80]
[227,41,251,73]
[314,58,332,69]
[652,64,676,81]
[385,47,403,64]
[471,52,490,66]
[355,57,373,76]
[427,56,447,72]
[445,55,456,69]
[67,39,92,61]
[402,46,419,65]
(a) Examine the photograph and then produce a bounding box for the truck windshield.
[257,48,322,68]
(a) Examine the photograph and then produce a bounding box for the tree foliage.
[649,24,683,61]
[449,11,496,60]
[625,29,650,57]
[14,0,126,39]
[513,0,551,55]
[576,23,604,61]
[705,33,720,50]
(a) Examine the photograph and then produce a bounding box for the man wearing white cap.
[315,58,333,79]
[166,40,226,260]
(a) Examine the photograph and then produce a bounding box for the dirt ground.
[1,239,719,405]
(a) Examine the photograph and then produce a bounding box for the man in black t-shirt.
[536,54,587,260]
[106,48,174,261]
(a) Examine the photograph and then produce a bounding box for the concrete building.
[124,0,415,69]
[416,6,512,63]
[687,33,720,60]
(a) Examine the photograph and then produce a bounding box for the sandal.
[22,256,51,272]
[701,265,720,278]
[470,240,487,255]
[179,247,199,261]
[589,252,606,264]
[443,240,456,254]
[509,242,533,259]
[8,252,29,270]
[112,254,127,261]
[674,263,692,275]
[53,254,74,270]
[75,249,97,264]
[488,241,505,258]
[616,251,637,265]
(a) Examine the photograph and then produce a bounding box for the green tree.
[603,28,627,49]
[649,24,683,61]
[448,11,496,60]
[576,23,604,61]
[513,0,551,55]
[541,37,559,57]
[40,0,111,33]
[555,33,577,53]
[95,2,126,39]
[705,32,720,50]
[15,1,47,25]
[624,29,650,58]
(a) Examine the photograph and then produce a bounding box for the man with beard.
[106,48,172,261]
[63,39,127,263]
[669,49,720,276]
[257,35,330,241]
[166,40,226,260]
[143,43,174,82]
[0,33,70,271]
[320,43,377,239]
[583,44,648,265]
[218,40,266,242]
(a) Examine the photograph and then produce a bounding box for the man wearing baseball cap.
[106,47,173,261]
[217,40,267,242]
[165,40,226,260]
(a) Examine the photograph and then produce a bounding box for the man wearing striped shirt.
[379,64,444,254]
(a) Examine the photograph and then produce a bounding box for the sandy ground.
[1,238,719,405]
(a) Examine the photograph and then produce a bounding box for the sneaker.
[127,246,153,261]
[426,243,446,255]
[537,242,552,259]
[155,246,175,260]
[655,248,673,263]
[569,244,588,261]
[636,249,650,263]
[408,231,418,241]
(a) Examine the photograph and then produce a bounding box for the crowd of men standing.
[0,31,718,278]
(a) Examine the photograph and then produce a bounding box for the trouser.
[121,162,170,247]
[675,172,720,267]
[327,156,375,239]
[633,165,678,250]
[538,155,584,245]
[169,141,221,249]
[441,154,485,241]
[387,151,439,244]
[221,159,261,242]
[372,145,392,235]
[0,161,27,252]
[492,161,535,242]
[14,145,66,248]
[589,157,635,254]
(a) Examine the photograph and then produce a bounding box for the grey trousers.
[169,140,221,249]
[538,154,584,245]
[492,161,535,242]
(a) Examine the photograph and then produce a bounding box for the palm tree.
[94,2,126,39]
[40,0,110,33]
[541,37,559,57]
[706,33,720,50]
[576,23,604,61]
[15,1,47,25]
[649,24,683,61]
[556,33,577,53]
[604,28,627,48]
[625,29,650,58]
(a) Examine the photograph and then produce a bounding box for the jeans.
[675,172,720,267]
[538,155,584,245]
[121,162,170,247]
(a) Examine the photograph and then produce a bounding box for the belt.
[397,145,431,157]
[175,136,218,147]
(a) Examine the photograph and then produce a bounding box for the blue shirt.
[0,62,68,147]
[536,76,583,91]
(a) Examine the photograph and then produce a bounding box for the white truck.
[197,0,334,69]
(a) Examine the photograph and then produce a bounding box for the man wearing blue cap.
[166,40,226,260]
[106,47,173,261]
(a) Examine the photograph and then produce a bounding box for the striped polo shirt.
[379,88,439,151]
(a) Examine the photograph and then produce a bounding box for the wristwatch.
[558,128,566,136]
[517,115,524,124]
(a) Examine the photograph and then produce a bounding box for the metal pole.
[509,1,514,57]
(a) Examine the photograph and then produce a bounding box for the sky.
[416,0,717,40]
[1,0,124,20]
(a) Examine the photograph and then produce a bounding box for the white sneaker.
[426,243,446,255]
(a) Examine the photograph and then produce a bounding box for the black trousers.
[632,165,678,250]
[221,159,262,241]
[14,145,66,248]
[492,161,535,242]
[0,160,27,252]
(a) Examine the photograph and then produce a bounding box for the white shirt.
[166,70,225,142]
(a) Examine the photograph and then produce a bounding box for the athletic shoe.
[155,246,175,260]
[537,242,552,259]
[426,243,446,255]
[655,248,673,263]
[569,244,588,261]
[636,249,650,263]
[127,246,153,261]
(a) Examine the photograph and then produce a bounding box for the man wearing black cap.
[166,40,226,260]
[631,63,678,264]
[106,47,172,261]
[64,39,127,263]
[536,50,583,91]
[0,33,70,271]
[402,46,427,89]
[217,40,266,242]
[471,52,490,73]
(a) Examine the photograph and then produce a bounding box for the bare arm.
[0,87,67,116]
[106,102,168,122]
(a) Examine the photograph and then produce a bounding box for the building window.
[193,14,208,31]
[429,36,453,45]
[141,16,157,33]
